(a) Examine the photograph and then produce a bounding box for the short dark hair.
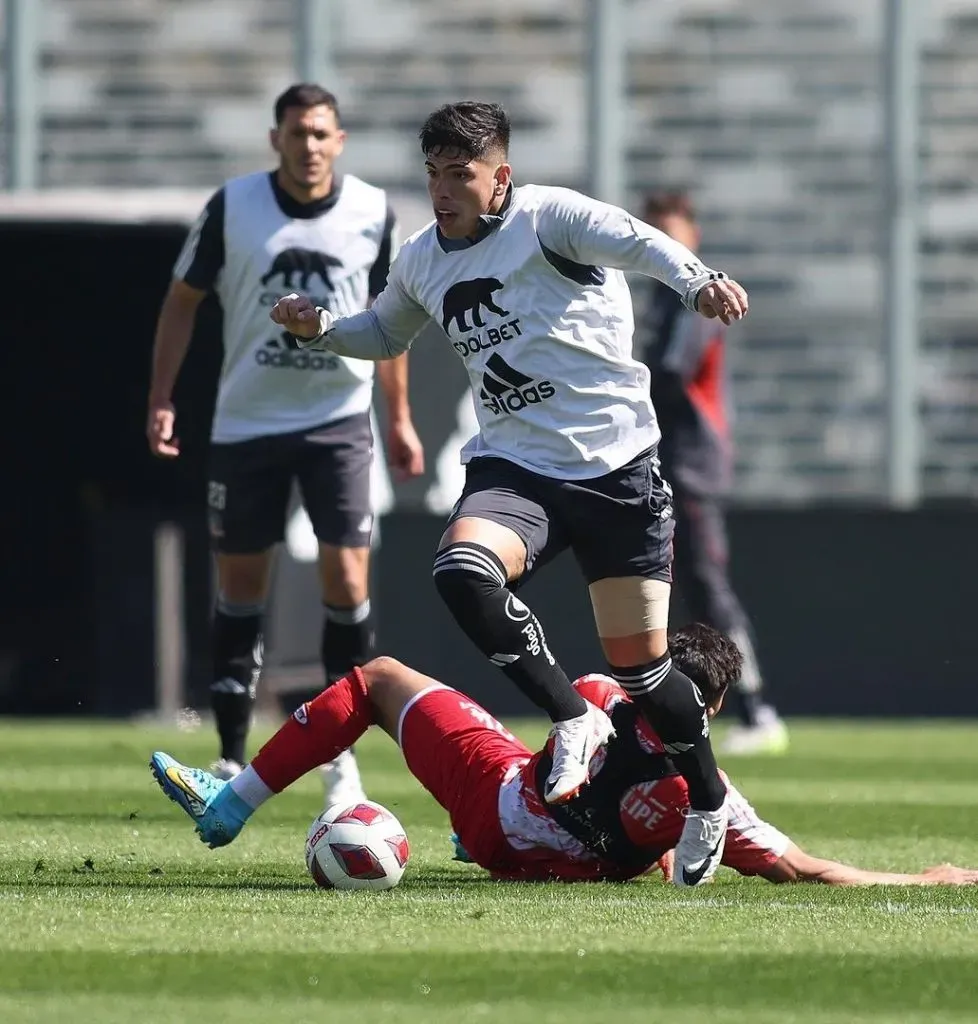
[667,623,743,707]
[419,102,510,161]
[274,83,340,126]
[644,189,696,223]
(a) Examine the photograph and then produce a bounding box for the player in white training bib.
[148,83,424,809]
[271,101,747,886]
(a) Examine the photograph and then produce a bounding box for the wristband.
[682,270,727,313]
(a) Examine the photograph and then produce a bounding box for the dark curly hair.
[667,623,743,706]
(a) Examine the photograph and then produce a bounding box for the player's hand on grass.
[920,864,978,885]
[270,292,326,339]
[696,277,749,325]
[655,849,675,883]
[147,400,180,458]
[387,418,426,481]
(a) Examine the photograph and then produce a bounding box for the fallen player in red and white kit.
[150,624,978,886]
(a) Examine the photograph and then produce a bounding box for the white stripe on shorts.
[396,683,452,748]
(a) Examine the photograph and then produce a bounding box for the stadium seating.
[33,0,978,500]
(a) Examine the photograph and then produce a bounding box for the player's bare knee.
[216,551,274,605]
[319,543,370,606]
[437,517,526,581]
[359,656,406,694]
[362,657,438,738]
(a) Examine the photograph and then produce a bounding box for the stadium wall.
[4,500,976,720]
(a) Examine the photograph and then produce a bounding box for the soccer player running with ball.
[149,624,978,889]
[147,83,424,809]
[270,101,749,885]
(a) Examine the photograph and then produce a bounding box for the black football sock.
[730,688,764,728]
[275,599,375,717]
[611,652,726,811]
[321,599,375,685]
[210,597,263,765]
[433,542,587,722]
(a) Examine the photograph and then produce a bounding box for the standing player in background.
[270,101,751,886]
[638,191,786,755]
[147,83,424,808]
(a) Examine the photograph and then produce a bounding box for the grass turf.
[2,717,978,1023]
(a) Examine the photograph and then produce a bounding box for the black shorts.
[447,449,674,584]
[207,413,373,554]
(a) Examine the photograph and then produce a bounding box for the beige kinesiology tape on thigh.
[588,577,671,638]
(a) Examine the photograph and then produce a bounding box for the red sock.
[250,669,373,793]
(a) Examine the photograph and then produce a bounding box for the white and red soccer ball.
[305,800,410,891]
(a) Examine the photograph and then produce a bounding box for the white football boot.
[320,748,367,812]
[720,706,789,756]
[672,801,728,886]
[544,703,616,804]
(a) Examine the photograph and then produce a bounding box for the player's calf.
[210,595,263,765]
[275,594,375,809]
[612,651,727,810]
[432,542,588,723]
[612,653,729,885]
[274,599,375,718]
[592,581,726,812]
[151,668,382,848]
[610,624,747,885]
[322,599,375,684]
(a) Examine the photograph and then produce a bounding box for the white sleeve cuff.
[681,270,727,313]
[293,307,335,351]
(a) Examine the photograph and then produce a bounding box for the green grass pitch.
[2,716,978,1024]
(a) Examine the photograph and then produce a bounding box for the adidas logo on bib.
[479,353,555,416]
[255,335,339,371]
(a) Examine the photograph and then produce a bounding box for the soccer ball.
[305,800,410,891]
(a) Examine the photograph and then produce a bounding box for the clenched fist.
[269,292,330,340]
[147,399,180,458]
[695,277,749,326]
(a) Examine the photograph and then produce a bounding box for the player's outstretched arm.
[762,843,978,886]
[536,187,748,325]
[270,267,432,361]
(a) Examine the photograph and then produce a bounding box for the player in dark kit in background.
[638,191,786,755]
[147,83,425,808]
[270,101,753,886]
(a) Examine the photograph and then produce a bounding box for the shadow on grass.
[1,948,975,1013]
[0,865,497,893]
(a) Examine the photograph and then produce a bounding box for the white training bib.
[175,171,395,442]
